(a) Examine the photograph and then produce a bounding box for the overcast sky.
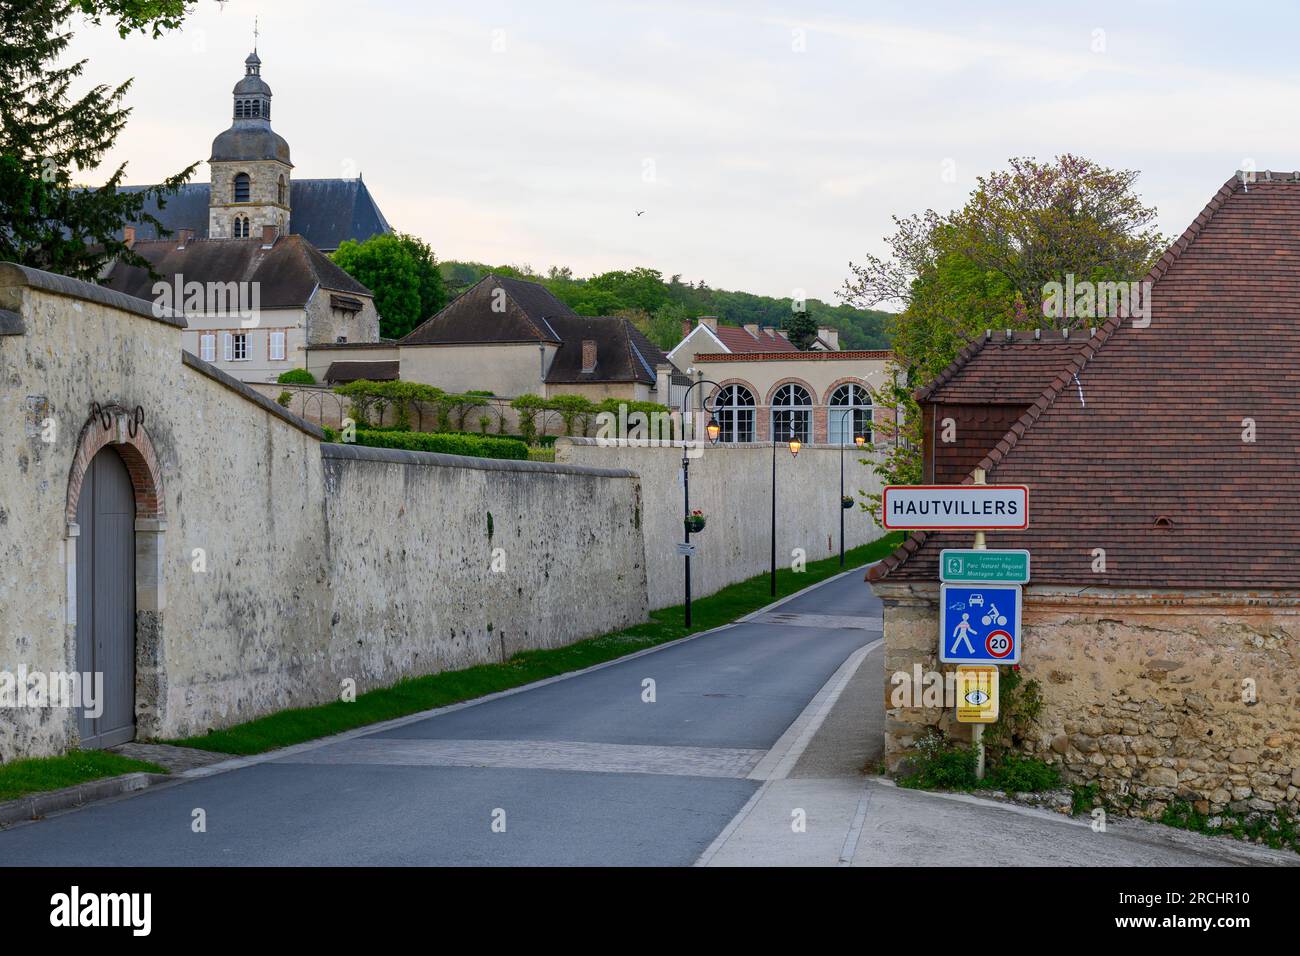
[65,0,1300,304]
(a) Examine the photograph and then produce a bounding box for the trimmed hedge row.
[324,427,529,461]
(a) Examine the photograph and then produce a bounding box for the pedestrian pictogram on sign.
[939,583,1021,664]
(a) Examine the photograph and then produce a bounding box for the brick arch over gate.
[66,405,166,524]
[64,403,169,743]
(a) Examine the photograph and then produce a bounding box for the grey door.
[75,447,136,748]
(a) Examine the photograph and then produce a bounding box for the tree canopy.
[332,232,448,340]
[441,260,891,352]
[0,0,197,280]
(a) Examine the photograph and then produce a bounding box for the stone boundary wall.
[320,443,647,681]
[556,438,886,610]
[876,583,1300,820]
[0,264,650,759]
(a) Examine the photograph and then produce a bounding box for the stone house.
[868,172,1300,820]
[102,229,379,384]
[310,273,689,405]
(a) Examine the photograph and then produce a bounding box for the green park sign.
[939,549,1031,584]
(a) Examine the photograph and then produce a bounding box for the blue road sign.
[939,583,1021,664]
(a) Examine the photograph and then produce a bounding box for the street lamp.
[771,423,801,595]
[679,379,722,626]
[832,407,868,566]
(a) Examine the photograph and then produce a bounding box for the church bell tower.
[208,48,293,239]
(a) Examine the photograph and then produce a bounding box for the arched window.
[233,173,250,203]
[233,216,249,238]
[829,383,873,445]
[263,100,270,120]
[771,383,811,443]
[234,101,245,119]
[277,175,286,206]
[713,384,755,443]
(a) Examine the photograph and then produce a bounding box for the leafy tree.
[332,232,445,339]
[841,154,1169,505]
[395,232,447,322]
[71,0,194,36]
[0,0,197,281]
[785,310,819,350]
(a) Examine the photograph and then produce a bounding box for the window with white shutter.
[200,333,216,362]
[270,331,286,361]
[222,332,233,362]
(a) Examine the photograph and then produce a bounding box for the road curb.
[0,772,168,829]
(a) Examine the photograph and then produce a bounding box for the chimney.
[176,228,194,250]
[681,319,693,338]
[581,339,597,373]
[817,326,840,350]
[123,226,135,249]
[698,316,718,331]
[261,224,278,248]
[743,323,760,338]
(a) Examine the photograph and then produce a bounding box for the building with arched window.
[689,349,895,445]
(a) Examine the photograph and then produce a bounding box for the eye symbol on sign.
[965,689,990,706]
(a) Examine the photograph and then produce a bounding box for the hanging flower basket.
[685,509,706,533]
[841,495,855,510]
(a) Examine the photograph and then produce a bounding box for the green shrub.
[277,368,316,385]
[277,390,293,407]
[350,428,528,461]
[985,753,1060,793]
[897,731,977,790]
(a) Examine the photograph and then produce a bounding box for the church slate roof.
[210,122,292,164]
[115,178,392,252]
[101,234,372,310]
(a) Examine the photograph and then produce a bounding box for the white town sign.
[882,484,1030,531]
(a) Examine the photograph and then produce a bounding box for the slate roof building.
[868,173,1300,821]
[334,273,688,403]
[103,231,378,383]
[118,50,391,252]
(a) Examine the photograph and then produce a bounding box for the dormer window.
[233,173,250,203]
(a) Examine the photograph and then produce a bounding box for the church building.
[103,49,384,384]
[117,49,392,252]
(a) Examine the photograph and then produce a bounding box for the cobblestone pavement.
[109,742,230,773]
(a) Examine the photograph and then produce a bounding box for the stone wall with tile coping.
[875,582,1300,818]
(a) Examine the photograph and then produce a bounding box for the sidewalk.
[699,644,1300,867]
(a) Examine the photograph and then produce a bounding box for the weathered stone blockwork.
[557,438,886,610]
[877,583,1300,818]
[0,265,649,759]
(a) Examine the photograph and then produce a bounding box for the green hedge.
[277,368,316,385]
[325,427,528,461]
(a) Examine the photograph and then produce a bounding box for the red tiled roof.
[915,333,1091,405]
[874,173,1300,589]
[710,324,799,353]
[696,350,892,362]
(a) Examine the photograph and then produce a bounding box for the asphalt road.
[0,566,882,866]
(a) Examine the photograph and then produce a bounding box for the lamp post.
[771,422,802,596]
[832,407,868,566]
[679,379,721,627]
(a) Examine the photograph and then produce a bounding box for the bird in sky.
[635,210,645,217]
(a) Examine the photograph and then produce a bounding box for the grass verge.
[168,532,904,756]
[0,750,167,802]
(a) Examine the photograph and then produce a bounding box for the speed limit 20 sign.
[938,583,1022,664]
